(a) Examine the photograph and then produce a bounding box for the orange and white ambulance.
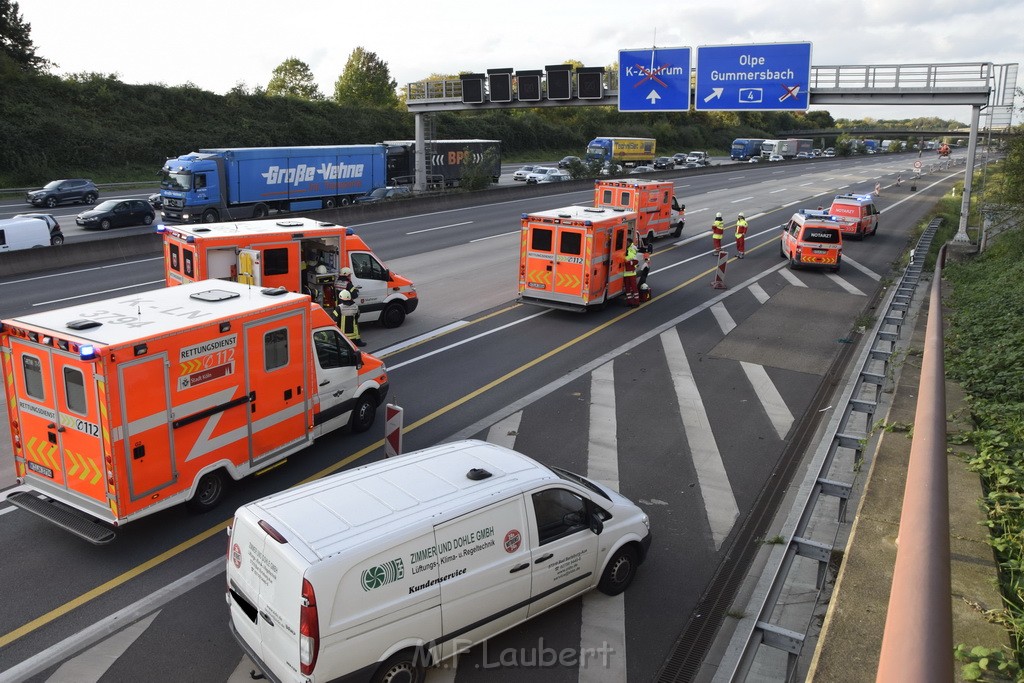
[0,280,389,544]
[780,210,843,272]
[159,217,418,328]
[828,193,879,239]
[593,178,684,241]
[518,206,638,311]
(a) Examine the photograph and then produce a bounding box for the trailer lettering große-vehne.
[159,217,418,328]
[0,280,389,544]
[159,145,388,223]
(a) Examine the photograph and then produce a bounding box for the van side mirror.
[355,350,364,369]
[589,511,604,535]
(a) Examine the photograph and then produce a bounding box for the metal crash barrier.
[715,218,946,681]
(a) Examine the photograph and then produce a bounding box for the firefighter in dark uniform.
[339,289,365,347]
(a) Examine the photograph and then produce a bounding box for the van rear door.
[227,510,307,679]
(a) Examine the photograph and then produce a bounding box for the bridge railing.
[810,62,993,91]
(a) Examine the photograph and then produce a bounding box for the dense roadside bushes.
[0,70,834,186]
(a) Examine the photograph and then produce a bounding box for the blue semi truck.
[730,138,766,161]
[159,145,388,223]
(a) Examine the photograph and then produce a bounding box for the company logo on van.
[361,558,405,591]
[504,529,522,553]
[232,543,242,569]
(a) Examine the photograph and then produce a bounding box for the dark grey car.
[26,179,99,208]
[76,199,155,230]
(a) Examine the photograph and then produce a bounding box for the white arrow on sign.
[646,90,662,105]
[703,87,724,103]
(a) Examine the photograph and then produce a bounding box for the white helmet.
[738,213,745,219]
[315,264,328,274]
[715,212,722,219]
[640,283,650,291]
[339,289,352,301]
[340,266,353,277]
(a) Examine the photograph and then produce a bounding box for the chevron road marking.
[45,612,160,683]
[826,273,867,296]
[777,268,807,287]
[710,302,737,335]
[740,362,796,440]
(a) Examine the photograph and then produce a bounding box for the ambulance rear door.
[520,219,588,305]
[7,339,109,512]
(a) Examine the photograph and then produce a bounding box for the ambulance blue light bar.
[80,344,98,361]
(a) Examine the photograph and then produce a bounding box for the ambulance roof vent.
[67,319,102,330]
[557,213,572,218]
[466,468,493,481]
[192,226,211,233]
[583,207,605,214]
[189,289,241,302]
[261,287,289,296]
[276,220,303,227]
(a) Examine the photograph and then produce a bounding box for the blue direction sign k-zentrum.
[618,47,691,112]
[695,42,812,111]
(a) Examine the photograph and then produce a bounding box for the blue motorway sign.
[618,47,691,112]
[695,42,812,111]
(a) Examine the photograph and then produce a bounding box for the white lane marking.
[376,320,472,357]
[1,559,222,682]
[33,280,165,306]
[406,221,473,235]
[661,330,738,550]
[781,200,800,208]
[385,311,549,371]
[470,230,519,243]
[826,273,866,296]
[710,302,736,335]
[748,283,770,304]
[486,412,522,450]
[841,255,881,281]
[688,207,710,214]
[778,269,807,287]
[740,362,795,440]
[45,612,160,683]
[837,185,850,189]
[579,362,627,683]
[0,257,164,286]
[730,196,754,203]
[587,363,619,490]
[799,182,813,186]
[769,188,787,194]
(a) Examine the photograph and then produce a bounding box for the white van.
[0,215,64,252]
[226,440,651,683]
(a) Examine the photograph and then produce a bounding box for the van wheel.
[372,650,425,683]
[646,231,655,244]
[788,258,797,270]
[381,302,406,328]
[349,393,378,433]
[50,234,64,246]
[202,209,219,223]
[598,546,638,596]
[832,257,842,273]
[871,221,878,236]
[779,242,786,258]
[187,470,227,513]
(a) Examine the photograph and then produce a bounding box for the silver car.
[512,165,537,181]
[525,167,559,184]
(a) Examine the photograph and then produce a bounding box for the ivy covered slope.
[945,225,1024,667]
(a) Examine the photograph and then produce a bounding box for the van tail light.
[299,578,319,675]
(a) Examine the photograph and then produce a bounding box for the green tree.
[333,47,400,108]
[0,0,52,73]
[266,57,323,100]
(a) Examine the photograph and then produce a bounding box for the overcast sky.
[17,0,1024,125]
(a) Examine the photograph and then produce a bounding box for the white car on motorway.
[512,165,538,181]
[525,167,560,183]
[768,154,784,162]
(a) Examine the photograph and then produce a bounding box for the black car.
[557,156,581,169]
[76,199,155,230]
[653,156,674,169]
[355,186,412,204]
[26,179,99,208]
[672,153,689,165]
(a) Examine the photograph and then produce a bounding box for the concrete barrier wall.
[0,167,732,278]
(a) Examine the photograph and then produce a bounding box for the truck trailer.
[0,280,390,544]
[585,137,657,166]
[384,139,501,188]
[159,217,418,328]
[762,139,813,159]
[159,145,389,223]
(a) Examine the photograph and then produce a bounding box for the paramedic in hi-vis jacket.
[623,236,640,307]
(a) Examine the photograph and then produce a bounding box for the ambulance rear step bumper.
[518,295,594,313]
[6,490,116,545]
